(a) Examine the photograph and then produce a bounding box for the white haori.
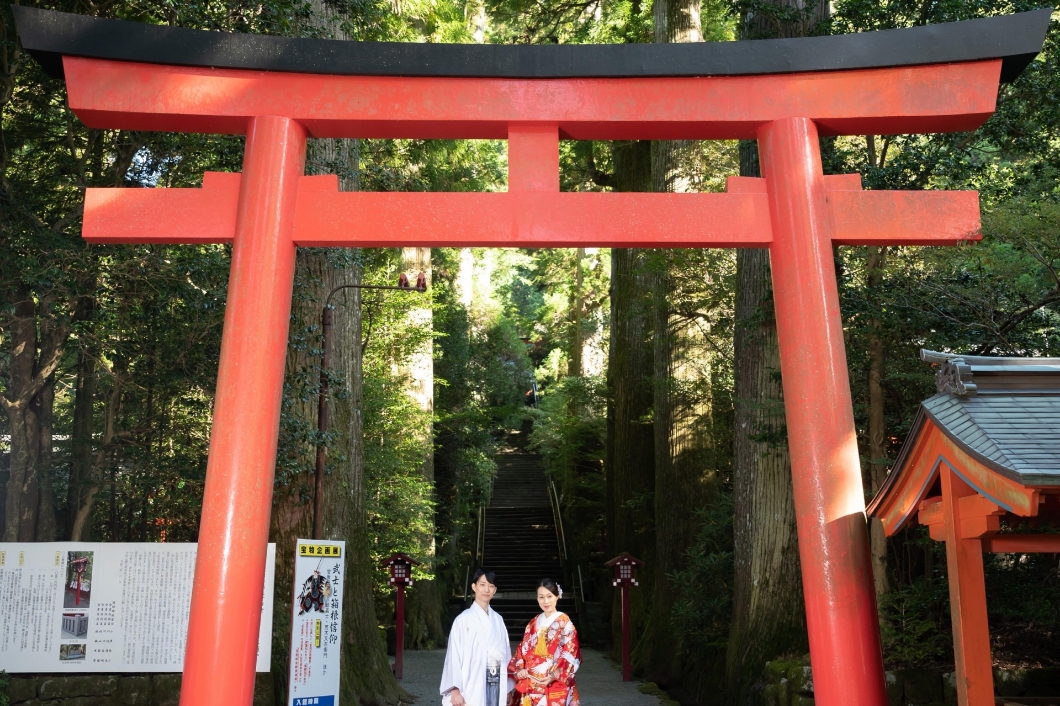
[441,604,513,706]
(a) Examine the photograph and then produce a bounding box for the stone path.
[396,648,661,705]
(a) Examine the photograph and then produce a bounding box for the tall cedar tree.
[632,0,716,685]
[605,141,656,655]
[726,2,829,701]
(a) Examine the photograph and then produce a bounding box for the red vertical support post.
[621,585,632,682]
[508,123,559,192]
[395,584,406,680]
[940,468,995,706]
[758,116,887,706]
[181,115,307,706]
[75,571,82,606]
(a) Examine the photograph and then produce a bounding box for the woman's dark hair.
[537,578,562,598]
[471,568,497,586]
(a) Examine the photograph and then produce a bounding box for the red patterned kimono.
[508,611,581,706]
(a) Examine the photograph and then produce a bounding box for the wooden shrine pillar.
[940,467,1002,706]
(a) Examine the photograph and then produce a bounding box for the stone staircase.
[483,433,573,641]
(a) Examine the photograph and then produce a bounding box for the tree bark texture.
[726,5,830,695]
[634,0,712,684]
[66,346,97,540]
[401,245,446,650]
[866,245,890,597]
[331,269,410,704]
[272,246,407,706]
[2,289,65,541]
[606,139,655,654]
[568,248,585,379]
[270,108,406,702]
[726,141,805,702]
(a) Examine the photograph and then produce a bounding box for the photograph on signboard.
[296,566,333,616]
[59,644,87,661]
[61,613,89,639]
[64,551,93,608]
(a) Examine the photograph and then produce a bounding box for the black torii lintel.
[12,5,1052,84]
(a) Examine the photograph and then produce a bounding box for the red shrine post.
[606,553,643,682]
[381,553,419,680]
[13,7,1050,706]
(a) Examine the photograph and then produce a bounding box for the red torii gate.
[13,7,1051,706]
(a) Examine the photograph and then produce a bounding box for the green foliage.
[0,670,9,706]
[986,548,1060,629]
[879,576,953,670]
[670,495,734,657]
[5,0,1060,688]
[431,246,540,595]
[528,374,608,598]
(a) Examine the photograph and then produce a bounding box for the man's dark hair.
[471,568,497,586]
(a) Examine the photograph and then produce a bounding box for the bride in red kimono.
[508,578,582,706]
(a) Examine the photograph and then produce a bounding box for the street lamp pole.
[312,274,427,540]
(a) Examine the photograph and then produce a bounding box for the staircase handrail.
[547,478,569,563]
[476,504,486,566]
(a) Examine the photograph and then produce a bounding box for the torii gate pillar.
[181,116,306,704]
[762,117,883,701]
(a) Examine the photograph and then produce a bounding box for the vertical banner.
[288,539,344,706]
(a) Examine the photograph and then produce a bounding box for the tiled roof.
[922,392,1060,487]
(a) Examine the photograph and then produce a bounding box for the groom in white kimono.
[440,568,514,706]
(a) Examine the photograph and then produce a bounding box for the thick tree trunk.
[2,291,66,542]
[36,375,57,541]
[726,5,830,696]
[633,0,711,683]
[866,245,890,597]
[606,139,655,653]
[331,268,410,703]
[401,245,446,650]
[272,247,407,706]
[568,248,585,379]
[67,347,98,540]
[270,120,406,703]
[726,142,805,702]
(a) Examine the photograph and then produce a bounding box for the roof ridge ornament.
[921,349,977,396]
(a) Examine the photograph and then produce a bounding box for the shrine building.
[869,351,1060,706]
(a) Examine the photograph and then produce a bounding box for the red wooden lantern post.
[381,553,419,679]
[606,553,643,682]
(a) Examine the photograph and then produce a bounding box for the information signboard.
[287,539,344,706]
[0,542,275,672]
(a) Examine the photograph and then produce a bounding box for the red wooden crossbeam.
[64,57,1000,139]
[84,171,979,248]
[918,497,1060,553]
[982,534,1060,553]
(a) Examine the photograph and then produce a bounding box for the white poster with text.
[287,540,344,706]
[0,542,275,673]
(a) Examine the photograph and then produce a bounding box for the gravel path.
[396,648,662,705]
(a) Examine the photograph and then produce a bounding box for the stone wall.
[760,657,1060,706]
[2,673,273,706]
